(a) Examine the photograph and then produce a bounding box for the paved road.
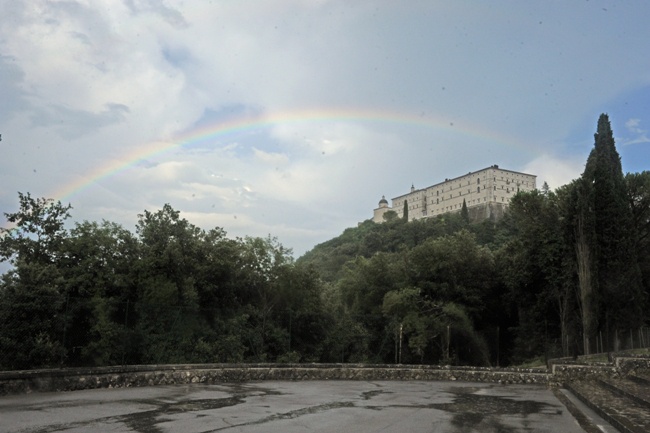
[0,381,600,432]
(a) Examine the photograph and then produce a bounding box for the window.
[477,178,480,184]
[477,186,480,193]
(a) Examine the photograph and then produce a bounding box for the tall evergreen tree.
[575,114,643,352]
[460,199,469,223]
[403,199,409,221]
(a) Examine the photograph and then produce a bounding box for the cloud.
[622,118,650,145]
[0,55,28,121]
[522,154,584,191]
[253,148,290,166]
[124,0,189,29]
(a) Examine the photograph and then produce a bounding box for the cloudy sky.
[1,0,649,257]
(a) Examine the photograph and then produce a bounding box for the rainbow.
[49,107,533,202]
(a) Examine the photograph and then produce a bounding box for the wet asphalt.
[0,380,600,432]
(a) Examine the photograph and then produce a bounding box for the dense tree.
[626,171,650,315]
[60,220,140,366]
[572,114,644,353]
[382,287,488,365]
[134,205,206,363]
[499,188,575,361]
[0,193,72,369]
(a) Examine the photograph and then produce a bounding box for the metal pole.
[61,295,69,367]
[121,300,129,366]
[399,323,404,364]
[447,325,450,362]
[496,326,500,368]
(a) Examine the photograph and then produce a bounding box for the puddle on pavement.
[123,396,245,433]
[429,386,563,433]
[121,383,286,433]
[361,389,389,400]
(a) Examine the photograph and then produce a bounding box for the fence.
[582,327,650,356]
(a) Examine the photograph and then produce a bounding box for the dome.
[378,195,388,207]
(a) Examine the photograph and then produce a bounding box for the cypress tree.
[460,198,469,223]
[578,114,643,350]
[403,199,409,221]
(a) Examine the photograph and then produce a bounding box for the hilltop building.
[373,165,536,223]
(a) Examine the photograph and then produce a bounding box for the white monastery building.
[373,165,537,223]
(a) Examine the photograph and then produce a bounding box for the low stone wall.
[0,364,550,395]
[550,364,621,384]
[616,356,650,375]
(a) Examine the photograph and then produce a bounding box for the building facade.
[373,165,536,223]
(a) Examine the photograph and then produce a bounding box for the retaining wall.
[3,357,647,396]
[0,364,549,395]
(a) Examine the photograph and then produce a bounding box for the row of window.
[401,195,513,214]
[432,180,530,196]
[405,185,518,207]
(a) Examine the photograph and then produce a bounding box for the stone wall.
[548,355,650,385]
[3,356,647,396]
[0,364,549,396]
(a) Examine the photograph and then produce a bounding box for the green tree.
[60,220,140,366]
[575,114,643,352]
[403,199,409,221]
[0,193,72,369]
[338,252,403,361]
[232,236,295,361]
[460,198,469,223]
[134,204,206,363]
[383,210,398,222]
[382,288,489,365]
[499,188,575,361]
[407,230,495,318]
[625,171,650,320]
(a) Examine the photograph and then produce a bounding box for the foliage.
[568,114,645,353]
[0,200,332,369]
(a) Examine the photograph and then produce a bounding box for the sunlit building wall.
[373,165,536,223]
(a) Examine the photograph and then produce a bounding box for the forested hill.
[296,115,650,367]
[297,212,507,283]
